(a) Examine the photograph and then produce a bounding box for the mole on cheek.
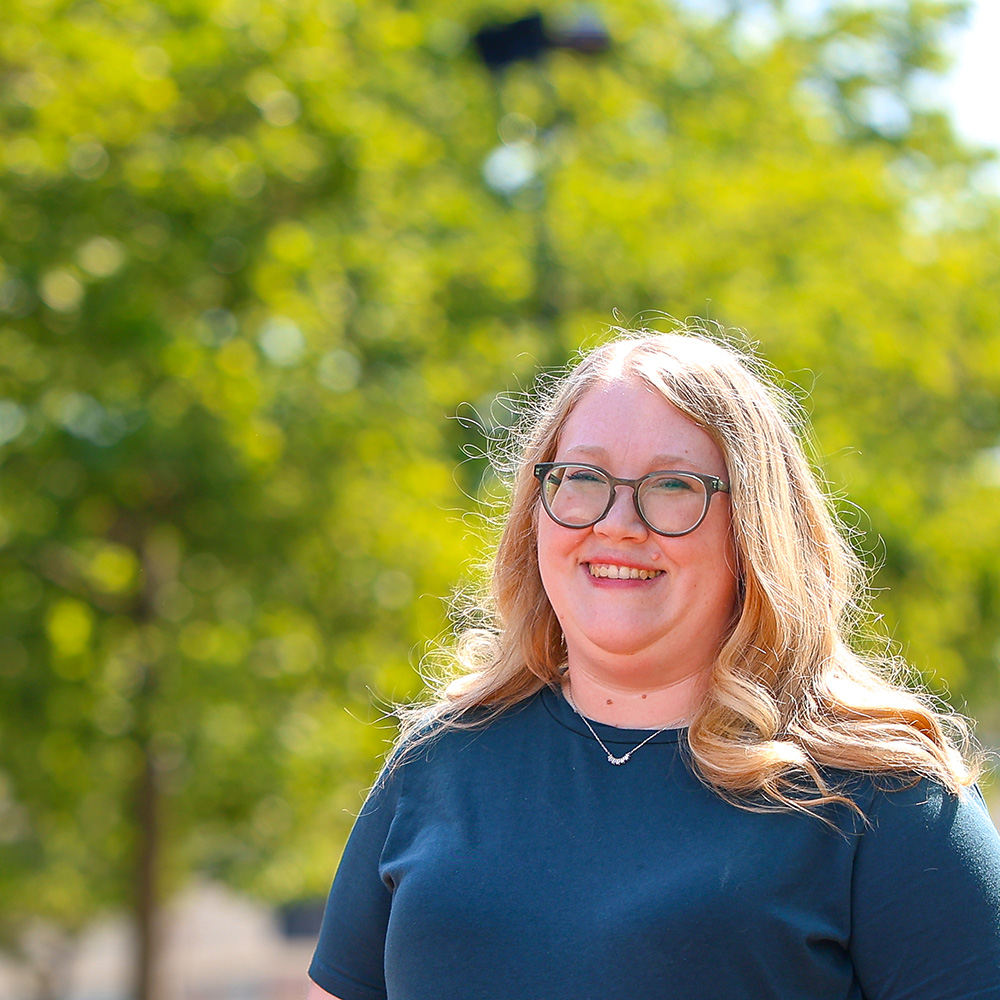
[606,699,612,705]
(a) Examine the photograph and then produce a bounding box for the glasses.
[534,462,730,537]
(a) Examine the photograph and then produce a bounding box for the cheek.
[535,516,581,602]
[706,531,741,610]
[537,511,582,555]
[535,515,559,582]
[676,517,740,600]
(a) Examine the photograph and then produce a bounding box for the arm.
[851,781,1000,999]
[308,766,402,1000]
[307,982,345,1000]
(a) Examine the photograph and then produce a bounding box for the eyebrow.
[560,445,696,469]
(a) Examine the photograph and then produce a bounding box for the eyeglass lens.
[541,465,708,534]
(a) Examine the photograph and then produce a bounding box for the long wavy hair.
[397,325,976,811]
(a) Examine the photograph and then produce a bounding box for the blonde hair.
[398,325,976,812]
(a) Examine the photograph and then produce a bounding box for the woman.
[308,328,1000,1000]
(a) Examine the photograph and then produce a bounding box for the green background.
[1,0,999,995]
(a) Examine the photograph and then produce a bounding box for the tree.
[1,0,998,997]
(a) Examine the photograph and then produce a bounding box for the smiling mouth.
[588,563,664,580]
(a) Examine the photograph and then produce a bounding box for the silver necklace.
[564,686,669,765]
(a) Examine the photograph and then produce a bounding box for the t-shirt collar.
[540,684,686,745]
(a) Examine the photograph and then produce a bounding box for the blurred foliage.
[1,0,999,977]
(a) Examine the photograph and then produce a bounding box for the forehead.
[556,377,727,475]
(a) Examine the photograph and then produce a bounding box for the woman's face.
[536,376,740,686]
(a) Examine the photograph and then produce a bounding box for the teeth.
[589,564,663,580]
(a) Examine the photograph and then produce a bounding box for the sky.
[685,0,1000,154]
[940,0,1000,153]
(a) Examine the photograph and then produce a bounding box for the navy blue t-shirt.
[309,686,1000,1000]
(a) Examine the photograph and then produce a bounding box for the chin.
[570,636,666,664]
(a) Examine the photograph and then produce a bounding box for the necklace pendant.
[564,683,666,767]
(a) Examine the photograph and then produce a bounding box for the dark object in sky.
[472,12,610,72]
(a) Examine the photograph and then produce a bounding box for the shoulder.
[851,776,1000,897]
[392,689,548,764]
[809,767,994,832]
[860,776,996,840]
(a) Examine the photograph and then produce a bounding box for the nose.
[593,485,647,539]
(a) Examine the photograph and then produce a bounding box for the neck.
[562,664,704,728]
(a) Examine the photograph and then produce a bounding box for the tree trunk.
[134,742,160,1000]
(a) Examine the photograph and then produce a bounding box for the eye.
[565,468,606,484]
[647,475,694,493]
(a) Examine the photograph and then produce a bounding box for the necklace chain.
[564,686,668,765]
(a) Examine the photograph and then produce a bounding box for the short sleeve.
[308,766,402,1000]
[850,781,1000,1000]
